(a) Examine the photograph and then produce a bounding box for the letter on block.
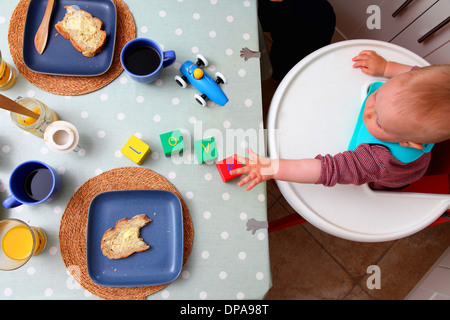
[121,135,151,165]
[216,155,243,182]
[160,130,184,157]
[194,137,218,163]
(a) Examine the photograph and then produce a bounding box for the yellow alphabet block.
[121,135,151,165]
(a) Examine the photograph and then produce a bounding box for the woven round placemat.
[59,167,194,300]
[8,0,136,96]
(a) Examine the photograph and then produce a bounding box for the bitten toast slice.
[100,214,152,259]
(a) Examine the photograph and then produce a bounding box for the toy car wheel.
[196,54,209,67]
[175,75,187,88]
[194,93,207,106]
[215,72,228,85]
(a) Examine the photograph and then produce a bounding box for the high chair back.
[426,140,450,176]
[399,140,450,227]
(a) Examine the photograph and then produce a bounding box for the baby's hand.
[231,148,277,191]
[352,50,387,77]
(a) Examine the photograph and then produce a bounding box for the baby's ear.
[399,141,424,150]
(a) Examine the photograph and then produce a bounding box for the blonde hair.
[394,64,450,143]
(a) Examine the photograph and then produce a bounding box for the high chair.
[266,40,450,242]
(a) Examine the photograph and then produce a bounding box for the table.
[0,0,271,300]
[267,39,450,242]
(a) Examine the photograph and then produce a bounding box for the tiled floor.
[259,77,450,300]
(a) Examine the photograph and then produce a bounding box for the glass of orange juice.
[0,50,17,90]
[0,219,47,271]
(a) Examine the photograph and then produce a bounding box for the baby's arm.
[352,50,412,78]
[231,148,322,191]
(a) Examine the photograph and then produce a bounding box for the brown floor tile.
[267,201,450,300]
[303,223,395,278]
[359,222,450,300]
[344,285,373,300]
[266,180,282,199]
[265,203,354,300]
[266,181,282,210]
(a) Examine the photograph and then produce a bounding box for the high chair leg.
[428,211,450,227]
[268,213,307,233]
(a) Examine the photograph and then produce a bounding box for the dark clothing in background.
[258,0,336,82]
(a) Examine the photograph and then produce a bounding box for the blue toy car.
[175,55,228,106]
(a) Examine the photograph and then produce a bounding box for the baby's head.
[363,64,450,149]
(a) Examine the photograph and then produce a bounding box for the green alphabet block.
[160,130,184,157]
[194,137,218,163]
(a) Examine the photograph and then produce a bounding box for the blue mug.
[120,38,176,83]
[3,160,61,209]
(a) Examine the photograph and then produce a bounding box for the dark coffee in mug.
[23,168,53,201]
[124,45,161,75]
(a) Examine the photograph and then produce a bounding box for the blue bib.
[348,82,433,164]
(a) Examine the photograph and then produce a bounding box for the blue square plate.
[23,0,116,76]
[86,190,184,287]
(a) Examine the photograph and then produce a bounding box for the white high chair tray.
[267,39,450,242]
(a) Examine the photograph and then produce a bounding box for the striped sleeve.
[315,143,430,189]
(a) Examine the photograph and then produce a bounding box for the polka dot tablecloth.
[0,0,271,299]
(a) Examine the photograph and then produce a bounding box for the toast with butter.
[55,6,106,57]
[100,214,152,259]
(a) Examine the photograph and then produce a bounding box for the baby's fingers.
[234,155,250,166]
[248,148,259,159]
[229,165,248,176]
[237,172,254,187]
[352,60,368,68]
[352,50,376,60]
[237,172,262,191]
[245,179,260,191]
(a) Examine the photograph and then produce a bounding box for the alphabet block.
[194,137,218,163]
[216,155,243,182]
[160,130,184,157]
[121,135,151,165]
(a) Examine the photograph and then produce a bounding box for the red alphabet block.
[216,155,243,182]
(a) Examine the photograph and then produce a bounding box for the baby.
[231,50,450,191]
